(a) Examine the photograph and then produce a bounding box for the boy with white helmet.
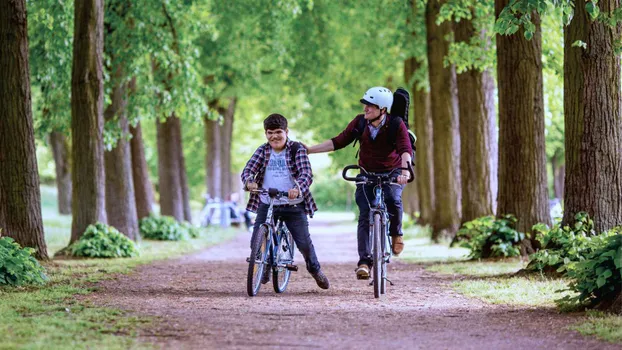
[306,87,413,279]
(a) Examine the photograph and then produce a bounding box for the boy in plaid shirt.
[241,114,329,289]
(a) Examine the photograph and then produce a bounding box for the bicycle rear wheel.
[247,225,270,296]
[273,226,295,293]
[372,213,382,298]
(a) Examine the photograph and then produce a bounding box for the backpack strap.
[352,115,366,158]
[289,141,302,166]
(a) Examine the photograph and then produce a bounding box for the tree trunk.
[49,130,72,215]
[174,116,192,223]
[563,0,622,234]
[454,16,497,223]
[551,151,565,200]
[156,115,184,221]
[204,113,223,200]
[426,0,461,240]
[0,0,48,259]
[103,75,139,240]
[220,98,237,200]
[69,0,107,243]
[495,0,550,255]
[130,121,155,219]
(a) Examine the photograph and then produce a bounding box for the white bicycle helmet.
[360,86,393,111]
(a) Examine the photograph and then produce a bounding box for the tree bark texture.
[174,116,192,223]
[0,0,48,259]
[551,151,565,200]
[563,0,622,233]
[104,76,139,240]
[495,1,550,252]
[426,0,461,239]
[220,98,237,201]
[454,17,497,223]
[130,122,155,219]
[49,130,72,215]
[204,114,223,200]
[156,115,184,221]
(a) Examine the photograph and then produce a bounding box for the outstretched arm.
[306,140,334,154]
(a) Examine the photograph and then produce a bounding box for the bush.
[139,214,198,241]
[456,215,525,259]
[69,223,139,258]
[529,212,615,273]
[0,235,48,286]
[558,230,622,310]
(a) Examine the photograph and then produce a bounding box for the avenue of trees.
[1,0,620,302]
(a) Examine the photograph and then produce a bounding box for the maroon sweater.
[331,114,412,172]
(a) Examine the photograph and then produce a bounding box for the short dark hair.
[263,113,288,131]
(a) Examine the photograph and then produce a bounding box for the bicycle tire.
[247,225,270,296]
[381,221,388,294]
[373,212,382,298]
[273,225,294,293]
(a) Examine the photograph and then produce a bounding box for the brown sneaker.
[391,235,404,256]
[355,264,370,280]
[311,270,330,289]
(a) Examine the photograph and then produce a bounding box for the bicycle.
[342,163,414,298]
[246,188,298,297]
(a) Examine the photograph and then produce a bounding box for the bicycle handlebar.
[249,188,290,198]
[342,163,415,184]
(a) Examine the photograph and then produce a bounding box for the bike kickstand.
[385,277,394,286]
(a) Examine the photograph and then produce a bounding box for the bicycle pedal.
[357,274,370,280]
[285,264,298,271]
[245,257,251,263]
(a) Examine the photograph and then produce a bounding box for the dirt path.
[88,213,617,349]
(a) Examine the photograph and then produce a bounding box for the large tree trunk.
[220,98,237,200]
[70,0,107,243]
[130,122,155,219]
[103,75,139,240]
[204,113,223,200]
[454,16,497,223]
[426,0,461,240]
[563,0,622,234]
[0,0,48,259]
[49,130,72,215]
[156,115,184,221]
[495,0,550,255]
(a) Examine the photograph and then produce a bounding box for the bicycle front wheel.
[247,225,270,296]
[372,212,382,298]
[273,226,295,293]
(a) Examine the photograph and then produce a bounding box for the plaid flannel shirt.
[241,140,318,217]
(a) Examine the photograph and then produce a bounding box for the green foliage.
[69,223,139,258]
[139,215,198,241]
[0,236,48,286]
[558,230,622,308]
[456,215,525,259]
[529,212,616,273]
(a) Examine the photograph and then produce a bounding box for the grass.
[426,259,525,277]
[0,186,239,350]
[571,311,622,343]
[398,224,470,263]
[426,256,621,344]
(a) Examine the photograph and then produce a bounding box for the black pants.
[253,203,321,274]
[355,183,404,266]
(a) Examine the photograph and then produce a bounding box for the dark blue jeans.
[355,183,404,266]
[253,203,321,274]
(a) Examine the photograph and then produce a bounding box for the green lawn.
[426,258,622,344]
[0,186,238,350]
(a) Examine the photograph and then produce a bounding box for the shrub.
[69,222,139,258]
[139,214,192,241]
[558,230,622,310]
[529,212,616,273]
[0,235,48,286]
[456,215,524,259]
